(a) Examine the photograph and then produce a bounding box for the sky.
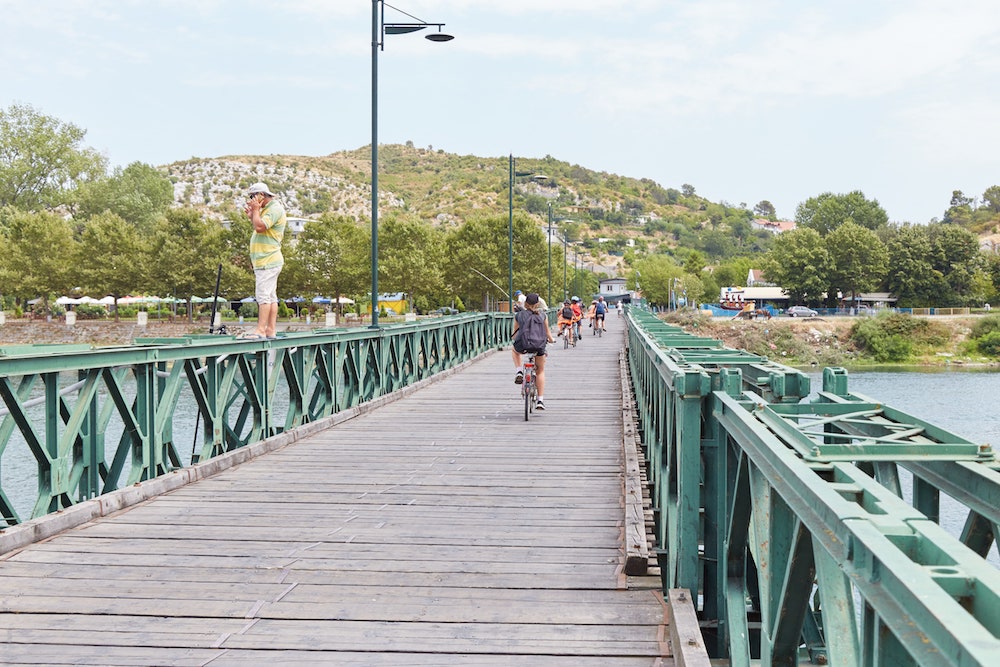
[3,0,999,224]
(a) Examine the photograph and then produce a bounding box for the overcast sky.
[3,0,999,223]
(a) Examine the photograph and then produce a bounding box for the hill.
[161,144,757,275]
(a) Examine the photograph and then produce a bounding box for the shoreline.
[670,313,1000,369]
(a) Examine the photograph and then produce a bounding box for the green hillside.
[162,143,775,275]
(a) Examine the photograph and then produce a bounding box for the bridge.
[1,310,999,665]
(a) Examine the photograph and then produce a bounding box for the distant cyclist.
[570,296,584,341]
[512,293,555,410]
[594,296,607,333]
[556,300,576,342]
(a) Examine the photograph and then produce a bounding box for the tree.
[943,189,975,225]
[146,208,225,315]
[282,215,368,307]
[443,213,549,310]
[0,208,78,299]
[75,212,149,310]
[795,191,888,235]
[760,228,832,304]
[826,222,889,304]
[982,185,1000,214]
[378,215,444,309]
[73,161,174,230]
[927,223,984,305]
[0,103,107,210]
[881,225,942,307]
[753,200,776,218]
[631,254,682,307]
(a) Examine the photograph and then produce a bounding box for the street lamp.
[547,202,553,306]
[371,0,453,328]
[507,155,546,313]
[563,233,569,301]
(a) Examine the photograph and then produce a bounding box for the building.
[598,278,632,304]
[750,218,797,234]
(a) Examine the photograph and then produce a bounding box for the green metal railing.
[0,314,512,526]
[625,308,1000,666]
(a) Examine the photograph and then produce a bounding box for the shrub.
[850,315,917,362]
[970,315,1000,339]
[239,302,258,318]
[75,304,108,320]
[976,331,1000,357]
[116,305,139,319]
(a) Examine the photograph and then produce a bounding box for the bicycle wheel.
[563,329,569,349]
[523,380,531,421]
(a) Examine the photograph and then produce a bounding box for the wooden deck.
[0,316,675,665]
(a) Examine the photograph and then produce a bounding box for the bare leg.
[535,354,546,397]
[266,303,279,337]
[257,303,278,337]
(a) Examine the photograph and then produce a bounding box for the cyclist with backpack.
[512,293,556,410]
[594,296,608,333]
[556,300,576,344]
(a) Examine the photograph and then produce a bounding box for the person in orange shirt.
[556,300,576,345]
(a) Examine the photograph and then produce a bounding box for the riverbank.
[664,311,997,368]
[2,314,996,369]
[0,319,343,347]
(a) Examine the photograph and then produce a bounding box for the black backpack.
[517,311,547,348]
[561,306,573,319]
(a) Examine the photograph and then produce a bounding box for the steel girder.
[624,308,1000,665]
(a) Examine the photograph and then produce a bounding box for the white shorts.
[254,266,281,304]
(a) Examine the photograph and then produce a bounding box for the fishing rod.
[208,263,227,335]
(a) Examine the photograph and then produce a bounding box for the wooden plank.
[0,319,673,664]
[668,589,711,666]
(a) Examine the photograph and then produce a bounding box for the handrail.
[0,314,513,527]
[624,307,1000,666]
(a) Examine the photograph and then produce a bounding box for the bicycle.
[560,322,575,348]
[521,353,538,421]
[573,320,582,346]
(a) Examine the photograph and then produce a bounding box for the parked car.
[787,305,818,318]
[431,306,459,315]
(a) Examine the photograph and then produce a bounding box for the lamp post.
[563,234,569,301]
[371,0,452,328]
[506,155,547,313]
[547,202,553,306]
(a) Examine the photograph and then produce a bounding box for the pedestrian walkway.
[0,316,673,665]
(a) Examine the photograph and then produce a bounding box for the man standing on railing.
[242,182,287,340]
